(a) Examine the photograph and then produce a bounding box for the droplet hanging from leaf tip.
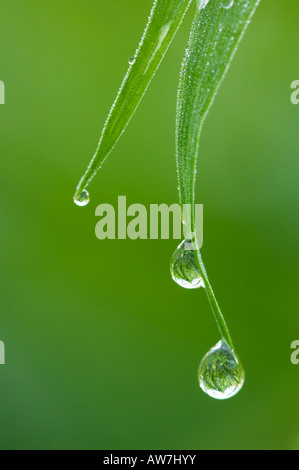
[198,339,245,400]
[74,189,90,207]
[170,239,205,289]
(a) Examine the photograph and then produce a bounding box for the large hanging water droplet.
[128,57,136,65]
[170,240,205,289]
[74,189,90,207]
[198,340,245,400]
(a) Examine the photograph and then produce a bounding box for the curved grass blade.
[74,0,192,201]
[175,0,261,347]
[176,0,261,232]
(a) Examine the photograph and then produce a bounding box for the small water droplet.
[129,57,136,65]
[74,189,90,207]
[221,0,234,9]
[197,0,210,10]
[198,340,245,400]
[170,240,205,289]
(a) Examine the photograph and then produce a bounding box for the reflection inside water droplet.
[129,57,136,65]
[221,0,234,9]
[170,240,205,289]
[74,189,90,207]
[198,339,245,400]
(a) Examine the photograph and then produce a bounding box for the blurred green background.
[1,0,298,450]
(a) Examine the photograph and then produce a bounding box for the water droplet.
[221,0,234,9]
[197,0,210,10]
[198,340,245,400]
[129,57,136,65]
[74,189,90,207]
[170,240,205,289]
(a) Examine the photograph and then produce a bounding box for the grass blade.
[176,0,261,231]
[74,0,192,201]
[175,0,260,348]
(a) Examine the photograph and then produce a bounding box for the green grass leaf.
[176,0,260,232]
[74,0,192,200]
[174,0,260,352]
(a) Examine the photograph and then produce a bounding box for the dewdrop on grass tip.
[74,189,90,207]
[198,339,245,400]
[170,239,205,289]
